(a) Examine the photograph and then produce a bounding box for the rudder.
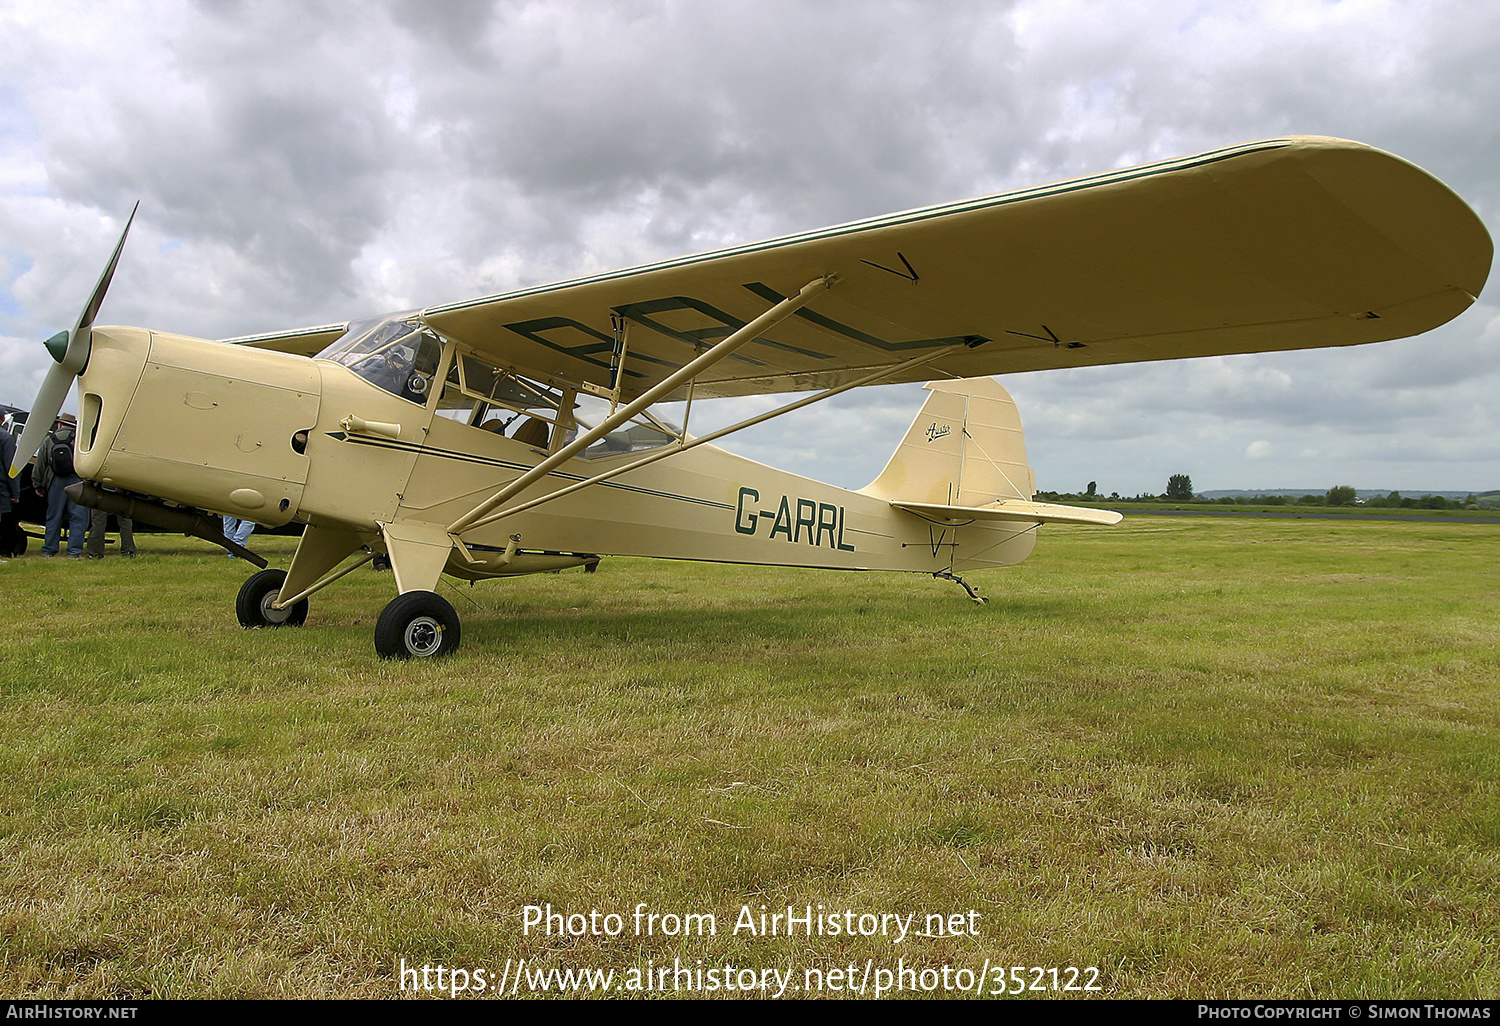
[861,377,1034,506]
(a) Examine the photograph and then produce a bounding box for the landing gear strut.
[375,590,461,659]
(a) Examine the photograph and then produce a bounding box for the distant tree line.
[1033,478,1496,510]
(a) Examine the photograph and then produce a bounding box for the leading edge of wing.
[424,137,1303,316]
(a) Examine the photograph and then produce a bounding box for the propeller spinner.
[9,202,139,478]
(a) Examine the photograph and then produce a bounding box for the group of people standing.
[39,413,136,558]
[11,412,134,558]
[2,412,253,560]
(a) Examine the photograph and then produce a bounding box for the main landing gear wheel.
[375,591,460,659]
[236,568,309,628]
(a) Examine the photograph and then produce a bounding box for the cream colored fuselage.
[73,327,1036,583]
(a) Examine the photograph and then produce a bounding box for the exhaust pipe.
[64,482,269,568]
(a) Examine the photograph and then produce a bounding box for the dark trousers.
[44,477,88,556]
[0,510,22,557]
[86,508,135,557]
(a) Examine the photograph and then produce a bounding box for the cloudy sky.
[1,0,1495,496]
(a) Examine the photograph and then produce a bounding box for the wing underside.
[238,138,1493,399]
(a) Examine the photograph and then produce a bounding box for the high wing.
[222,322,349,356]
[240,137,1493,398]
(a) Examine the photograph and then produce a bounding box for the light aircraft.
[9,137,1492,657]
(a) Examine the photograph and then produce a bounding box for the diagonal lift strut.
[455,346,962,534]
[446,275,834,537]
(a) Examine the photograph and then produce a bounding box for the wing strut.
[456,345,959,534]
[446,275,834,536]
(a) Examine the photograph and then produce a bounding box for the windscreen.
[315,314,444,405]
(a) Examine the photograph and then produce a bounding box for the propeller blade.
[9,364,75,478]
[8,201,140,478]
[63,200,139,374]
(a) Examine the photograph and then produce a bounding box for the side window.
[438,350,567,450]
[571,393,680,460]
[436,358,484,425]
[459,355,507,402]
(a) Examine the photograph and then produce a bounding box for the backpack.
[51,428,76,479]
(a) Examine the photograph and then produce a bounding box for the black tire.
[0,519,25,557]
[374,591,461,659]
[236,568,308,628]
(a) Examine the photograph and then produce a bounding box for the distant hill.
[1199,489,1497,501]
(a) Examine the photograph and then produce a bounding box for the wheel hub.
[260,592,294,624]
[404,616,444,656]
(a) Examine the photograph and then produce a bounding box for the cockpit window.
[315,314,444,405]
[431,348,574,451]
[570,393,681,459]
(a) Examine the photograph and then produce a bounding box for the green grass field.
[2,517,1498,999]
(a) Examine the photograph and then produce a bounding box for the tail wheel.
[375,591,461,659]
[236,568,308,628]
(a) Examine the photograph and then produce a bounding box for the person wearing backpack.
[35,414,87,558]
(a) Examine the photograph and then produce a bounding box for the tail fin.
[863,377,1122,528]
[861,377,1034,505]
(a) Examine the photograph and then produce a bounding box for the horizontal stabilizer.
[891,499,1123,527]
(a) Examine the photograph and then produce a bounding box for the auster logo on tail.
[735,487,855,551]
[925,422,950,442]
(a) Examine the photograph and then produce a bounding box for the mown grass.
[1,517,1498,999]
